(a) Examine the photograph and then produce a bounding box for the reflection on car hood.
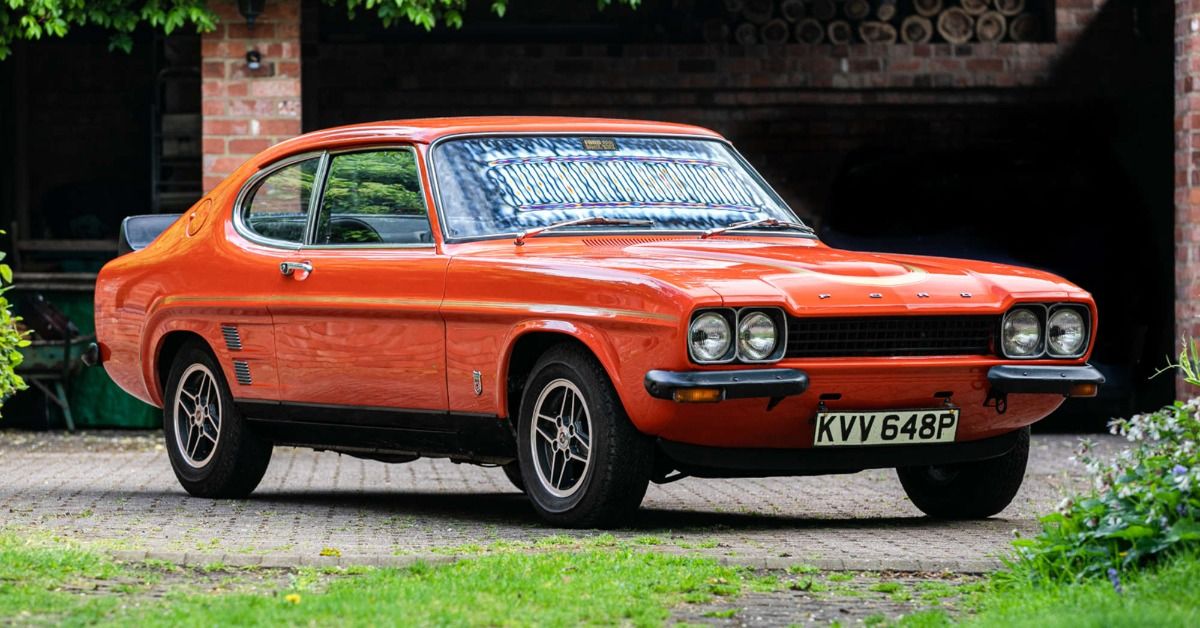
[463,236,1085,310]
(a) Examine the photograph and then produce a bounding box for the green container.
[48,294,159,429]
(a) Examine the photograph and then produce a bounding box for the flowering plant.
[1011,340,1200,582]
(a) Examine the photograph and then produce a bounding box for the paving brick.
[0,432,1121,572]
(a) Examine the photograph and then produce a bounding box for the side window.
[314,149,431,245]
[243,157,320,244]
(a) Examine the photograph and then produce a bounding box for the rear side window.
[243,157,320,244]
[313,149,432,245]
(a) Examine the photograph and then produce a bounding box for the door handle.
[279,261,313,277]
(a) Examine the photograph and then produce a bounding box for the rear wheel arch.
[155,331,213,398]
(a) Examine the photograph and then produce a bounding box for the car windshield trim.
[425,132,814,245]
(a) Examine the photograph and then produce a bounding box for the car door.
[268,146,450,415]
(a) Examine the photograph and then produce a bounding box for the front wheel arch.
[499,324,624,420]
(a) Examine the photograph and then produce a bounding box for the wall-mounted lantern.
[237,0,267,28]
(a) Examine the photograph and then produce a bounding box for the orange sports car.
[92,117,1103,527]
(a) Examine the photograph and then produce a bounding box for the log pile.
[702,0,1047,45]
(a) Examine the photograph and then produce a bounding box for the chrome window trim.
[1000,303,1049,360]
[734,306,788,364]
[424,132,815,245]
[1045,303,1091,359]
[232,151,326,251]
[302,144,436,250]
[687,307,739,364]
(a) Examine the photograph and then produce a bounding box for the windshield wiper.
[514,216,654,246]
[699,217,814,239]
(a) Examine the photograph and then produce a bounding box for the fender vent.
[221,325,243,351]
[232,360,252,385]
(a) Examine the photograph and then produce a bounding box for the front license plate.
[813,408,959,447]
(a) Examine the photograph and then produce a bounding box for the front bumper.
[643,368,809,401]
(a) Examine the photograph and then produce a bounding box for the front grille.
[785,315,997,358]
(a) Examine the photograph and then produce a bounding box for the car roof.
[254,116,725,166]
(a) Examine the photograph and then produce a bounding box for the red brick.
[249,79,301,98]
[966,58,1005,73]
[228,138,273,154]
[258,119,301,135]
[202,99,226,116]
[202,138,226,155]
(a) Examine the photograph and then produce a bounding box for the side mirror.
[118,214,182,255]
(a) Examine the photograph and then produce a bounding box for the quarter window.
[242,157,319,244]
[314,149,431,245]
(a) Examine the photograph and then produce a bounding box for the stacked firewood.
[703,0,1044,45]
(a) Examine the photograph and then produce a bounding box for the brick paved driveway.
[0,431,1121,572]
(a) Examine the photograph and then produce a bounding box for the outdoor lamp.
[237,0,266,28]
[245,50,263,71]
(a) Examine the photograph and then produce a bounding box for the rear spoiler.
[118,214,182,255]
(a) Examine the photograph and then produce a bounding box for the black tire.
[501,460,525,493]
[162,341,272,498]
[517,343,653,528]
[896,427,1030,519]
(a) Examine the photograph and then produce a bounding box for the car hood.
[462,236,1086,311]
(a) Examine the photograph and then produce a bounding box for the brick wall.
[1177,0,1200,397]
[201,0,301,190]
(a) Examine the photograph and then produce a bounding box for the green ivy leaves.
[0,241,29,416]
[0,0,640,60]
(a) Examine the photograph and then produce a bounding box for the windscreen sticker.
[484,155,761,213]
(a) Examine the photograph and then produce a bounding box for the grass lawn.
[903,551,1200,628]
[5,529,1197,626]
[0,533,765,626]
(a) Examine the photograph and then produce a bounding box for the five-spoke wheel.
[530,379,593,497]
[173,364,223,468]
[517,343,653,527]
[163,340,272,498]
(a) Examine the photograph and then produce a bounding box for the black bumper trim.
[987,364,1105,395]
[657,429,1022,478]
[644,368,809,401]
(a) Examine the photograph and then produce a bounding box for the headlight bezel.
[1000,305,1045,359]
[1046,304,1090,358]
[735,307,787,363]
[687,308,737,364]
[688,307,786,365]
[1000,302,1092,360]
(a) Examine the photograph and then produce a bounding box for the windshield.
[431,135,806,239]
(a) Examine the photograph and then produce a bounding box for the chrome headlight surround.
[735,307,787,363]
[1000,305,1045,359]
[1046,304,1089,358]
[688,308,736,364]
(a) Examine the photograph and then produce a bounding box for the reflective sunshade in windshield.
[432,136,804,239]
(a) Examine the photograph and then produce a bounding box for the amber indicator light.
[673,388,723,403]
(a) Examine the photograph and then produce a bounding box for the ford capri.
[92,117,1103,527]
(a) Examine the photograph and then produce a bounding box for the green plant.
[1007,376,1200,582]
[0,0,640,60]
[0,242,28,413]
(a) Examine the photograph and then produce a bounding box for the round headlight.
[1002,308,1042,357]
[737,312,778,361]
[1047,308,1086,356]
[690,312,732,362]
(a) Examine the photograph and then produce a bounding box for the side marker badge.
[472,370,483,396]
